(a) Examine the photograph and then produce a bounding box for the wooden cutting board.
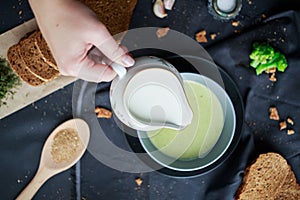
[0,19,77,119]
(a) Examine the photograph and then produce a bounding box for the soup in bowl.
[137,73,236,171]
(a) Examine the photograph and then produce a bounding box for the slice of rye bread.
[81,0,138,40]
[18,35,59,81]
[235,152,300,200]
[33,30,58,70]
[7,44,45,86]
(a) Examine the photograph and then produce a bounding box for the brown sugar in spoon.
[16,118,90,200]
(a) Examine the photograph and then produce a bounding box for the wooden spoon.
[16,118,90,200]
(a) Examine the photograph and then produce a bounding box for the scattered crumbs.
[269,107,279,121]
[210,33,217,40]
[135,177,143,187]
[248,0,252,5]
[283,27,287,32]
[261,14,267,19]
[279,121,287,131]
[17,179,22,183]
[144,16,148,19]
[232,20,240,27]
[156,27,170,38]
[269,106,296,135]
[234,29,241,34]
[195,30,207,43]
[95,107,112,118]
[287,117,294,125]
[18,10,22,15]
[269,73,277,82]
[239,76,243,80]
[287,129,295,135]
[82,197,87,200]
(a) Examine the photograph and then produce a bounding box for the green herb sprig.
[0,57,21,106]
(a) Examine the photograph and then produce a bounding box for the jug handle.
[111,62,127,78]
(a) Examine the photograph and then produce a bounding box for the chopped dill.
[0,57,20,106]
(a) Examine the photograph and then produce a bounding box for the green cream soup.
[147,80,224,160]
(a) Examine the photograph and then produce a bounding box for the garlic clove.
[153,0,168,18]
[164,0,175,10]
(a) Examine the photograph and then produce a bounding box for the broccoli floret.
[249,42,288,75]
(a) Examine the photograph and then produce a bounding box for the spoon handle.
[16,167,52,200]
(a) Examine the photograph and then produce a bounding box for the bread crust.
[33,30,58,70]
[235,153,300,200]
[7,44,45,86]
[18,35,59,81]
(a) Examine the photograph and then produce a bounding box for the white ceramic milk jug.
[110,56,193,131]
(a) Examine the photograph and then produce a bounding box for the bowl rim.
[125,55,244,177]
[137,72,236,172]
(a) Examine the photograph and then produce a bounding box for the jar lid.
[208,0,242,20]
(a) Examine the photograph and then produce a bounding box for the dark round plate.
[125,54,244,177]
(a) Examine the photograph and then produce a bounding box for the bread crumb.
[269,107,279,121]
[279,121,287,131]
[195,30,207,43]
[156,27,170,38]
[95,107,112,118]
[210,33,217,40]
[232,21,240,27]
[287,129,295,135]
[287,117,294,125]
[265,67,276,74]
[269,73,277,82]
[261,14,267,19]
[135,177,143,186]
[234,29,241,34]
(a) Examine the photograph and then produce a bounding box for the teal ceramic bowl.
[137,73,236,172]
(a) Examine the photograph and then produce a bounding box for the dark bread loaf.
[7,44,45,86]
[235,152,300,200]
[18,34,59,81]
[81,0,138,37]
[7,0,137,86]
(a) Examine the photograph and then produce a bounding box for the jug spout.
[110,56,194,132]
[164,94,193,130]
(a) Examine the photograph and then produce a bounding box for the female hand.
[29,0,135,82]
